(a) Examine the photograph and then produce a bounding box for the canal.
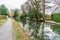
[20,20,60,40]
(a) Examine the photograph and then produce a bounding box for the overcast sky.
[0,0,60,15]
[0,0,27,10]
[45,0,60,15]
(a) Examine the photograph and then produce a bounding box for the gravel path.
[0,18,14,40]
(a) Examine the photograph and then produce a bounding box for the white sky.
[45,0,60,15]
[0,0,27,10]
[0,0,60,15]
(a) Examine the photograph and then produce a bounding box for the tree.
[41,0,45,40]
[25,0,43,21]
[13,9,19,21]
[0,5,8,15]
[20,0,44,40]
[45,0,59,20]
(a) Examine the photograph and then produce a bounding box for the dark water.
[20,20,60,40]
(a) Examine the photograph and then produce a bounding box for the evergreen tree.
[0,5,8,15]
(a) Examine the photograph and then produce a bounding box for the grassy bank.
[53,12,60,23]
[13,19,31,40]
[0,19,7,27]
[13,19,23,40]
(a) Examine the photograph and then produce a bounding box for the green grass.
[0,19,7,27]
[53,12,60,23]
[13,19,23,40]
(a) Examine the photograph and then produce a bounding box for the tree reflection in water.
[20,19,45,40]
[20,19,60,40]
[28,21,41,40]
[51,25,60,35]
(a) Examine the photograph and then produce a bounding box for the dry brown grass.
[0,19,7,27]
[13,19,30,40]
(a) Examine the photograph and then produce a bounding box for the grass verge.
[0,19,7,27]
[13,19,23,40]
[53,13,60,23]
